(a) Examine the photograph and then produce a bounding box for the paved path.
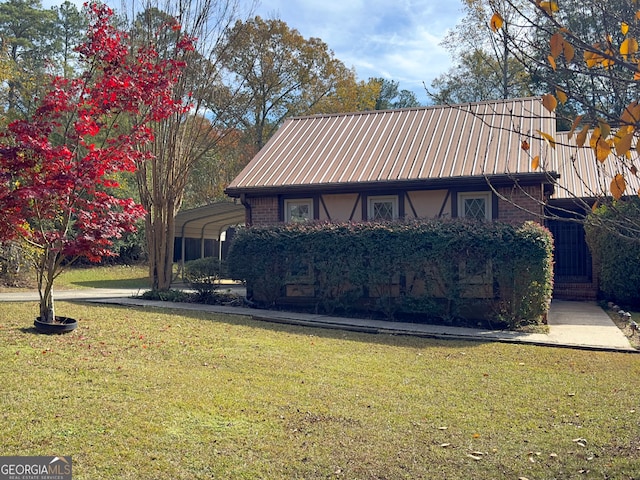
[1,289,635,352]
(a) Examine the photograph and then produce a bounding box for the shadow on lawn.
[71,278,150,289]
[73,300,489,350]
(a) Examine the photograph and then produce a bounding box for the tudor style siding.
[243,185,546,226]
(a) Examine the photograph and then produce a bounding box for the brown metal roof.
[226,97,554,195]
[551,132,640,200]
[226,96,640,201]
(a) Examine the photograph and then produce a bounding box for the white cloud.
[252,0,464,104]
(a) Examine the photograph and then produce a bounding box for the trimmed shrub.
[184,257,227,295]
[227,219,553,328]
[585,199,640,308]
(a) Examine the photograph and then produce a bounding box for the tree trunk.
[146,202,178,291]
[37,250,56,323]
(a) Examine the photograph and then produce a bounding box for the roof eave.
[225,172,559,198]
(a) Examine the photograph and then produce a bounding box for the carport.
[174,202,245,272]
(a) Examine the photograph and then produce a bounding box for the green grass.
[0,265,151,292]
[1,301,639,479]
[55,265,150,290]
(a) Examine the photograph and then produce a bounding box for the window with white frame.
[285,199,313,223]
[368,195,398,221]
[458,192,492,221]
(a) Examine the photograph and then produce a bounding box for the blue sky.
[43,0,465,105]
[251,0,464,104]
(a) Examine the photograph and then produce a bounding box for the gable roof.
[226,97,555,196]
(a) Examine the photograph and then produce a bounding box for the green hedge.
[227,219,553,328]
[585,199,640,308]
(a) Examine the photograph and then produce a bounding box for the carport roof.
[175,202,245,240]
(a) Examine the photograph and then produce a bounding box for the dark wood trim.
[405,191,419,218]
[438,190,451,218]
[319,196,330,221]
[349,194,361,221]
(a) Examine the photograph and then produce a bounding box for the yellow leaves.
[490,12,504,32]
[620,37,639,58]
[621,101,640,125]
[584,45,615,69]
[531,155,540,170]
[542,94,557,112]
[537,1,559,15]
[622,22,630,36]
[610,174,627,200]
[550,32,564,58]
[590,127,611,162]
[596,139,612,162]
[547,55,557,71]
[548,31,574,66]
[576,125,589,148]
[537,130,556,149]
[614,127,634,157]
[556,89,567,104]
[575,117,638,168]
[563,42,575,63]
[568,115,583,140]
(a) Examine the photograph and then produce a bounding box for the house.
[225,97,640,301]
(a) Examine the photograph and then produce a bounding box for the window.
[368,195,398,221]
[458,192,492,221]
[285,199,313,223]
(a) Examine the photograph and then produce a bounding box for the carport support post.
[181,236,186,283]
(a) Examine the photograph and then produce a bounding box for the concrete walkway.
[1,288,635,352]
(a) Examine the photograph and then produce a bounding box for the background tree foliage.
[216,16,356,152]
[0,0,84,121]
[371,77,422,110]
[430,0,533,104]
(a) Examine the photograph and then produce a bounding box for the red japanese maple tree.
[0,2,192,323]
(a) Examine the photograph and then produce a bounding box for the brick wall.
[496,184,545,223]
[247,196,279,226]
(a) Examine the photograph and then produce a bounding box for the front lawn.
[56,265,150,290]
[0,265,150,292]
[1,301,639,479]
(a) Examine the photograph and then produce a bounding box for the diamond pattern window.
[368,196,398,221]
[458,192,492,221]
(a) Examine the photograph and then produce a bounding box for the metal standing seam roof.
[225,97,556,195]
[551,131,640,200]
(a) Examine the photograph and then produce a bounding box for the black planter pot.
[34,316,78,334]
